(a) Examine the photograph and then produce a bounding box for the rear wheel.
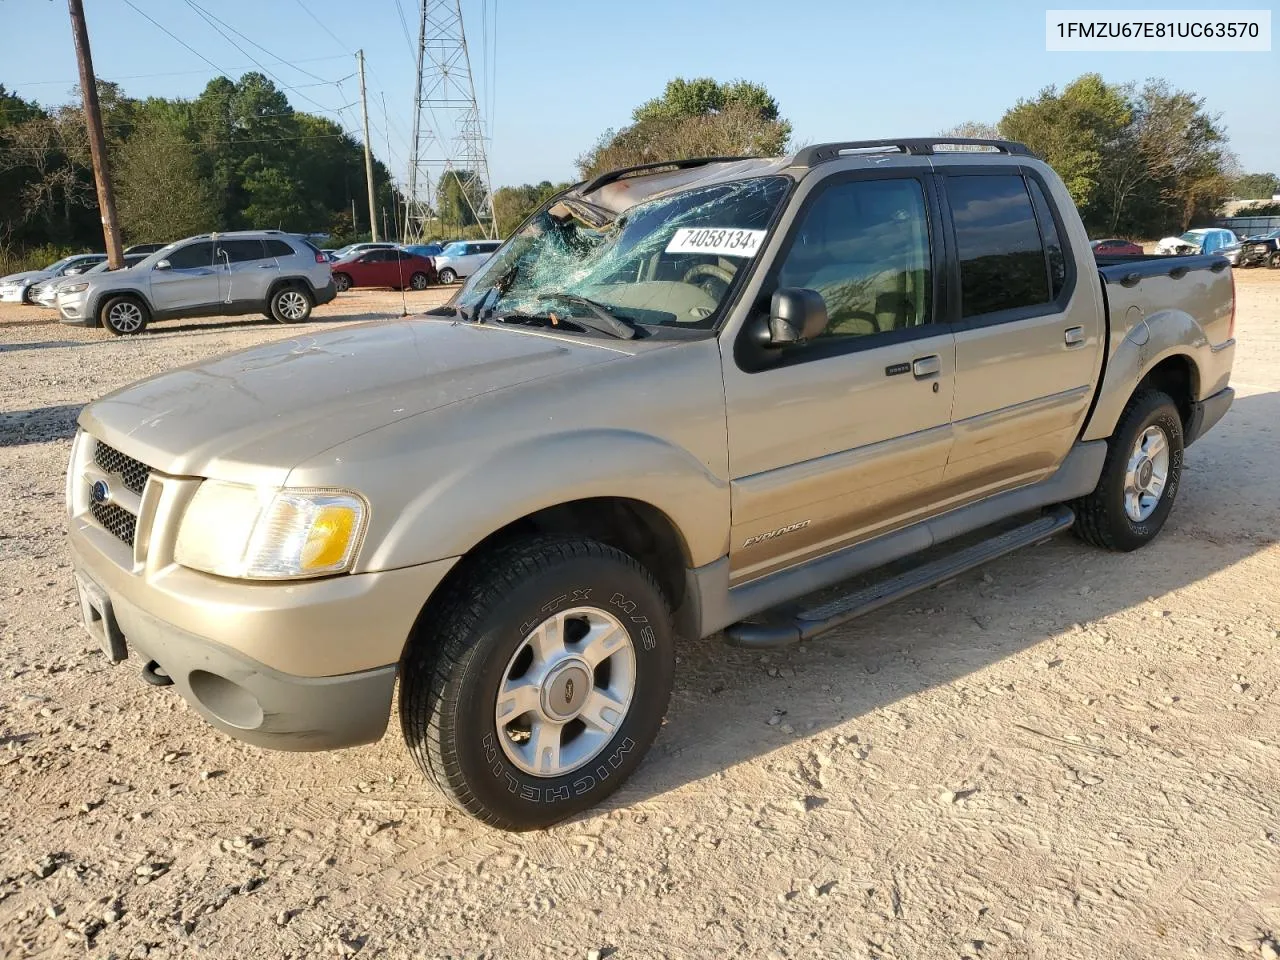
[269,285,312,323]
[333,272,352,292]
[1072,389,1184,551]
[410,271,430,290]
[438,268,457,285]
[400,537,675,830]
[100,295,149,336]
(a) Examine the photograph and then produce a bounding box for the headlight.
[174,481,367,579]
[62,282,89,294]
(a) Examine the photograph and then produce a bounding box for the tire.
[333,272,352,292]
[269,285,312,324]
[409,271,430,290]
[438,268,457,285]
[400,536,675,831]
[99,295,149,336]
[1269,251,1280,269]
[1071,389,1184,551]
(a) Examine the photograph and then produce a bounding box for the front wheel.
[438,268,457,285]
[269,285,312,323]
[400,537,675,830]
[1071,389,1184,551]
[1269,251,1280,269]
[100,295,149,336]
[333,272,352,292]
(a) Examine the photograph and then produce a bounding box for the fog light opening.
[189,670,264,730]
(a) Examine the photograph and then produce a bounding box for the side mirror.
[66,266,87,276]
[765,288,828,346]
[154,259,171,271]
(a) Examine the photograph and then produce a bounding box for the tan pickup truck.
[68,139,1235,830]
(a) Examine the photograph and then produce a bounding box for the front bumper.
[57,290,92,325]
[75,567,398,750]
[0,285,28,303]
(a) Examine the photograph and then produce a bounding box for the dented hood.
[79,318,626,484]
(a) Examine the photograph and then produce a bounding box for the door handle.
[258,264,277,269]
[1064,326,1085,346]
[912,355,941,379]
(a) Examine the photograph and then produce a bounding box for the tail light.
[314,252,326,264]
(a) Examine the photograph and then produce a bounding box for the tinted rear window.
[264,239,296,258]
[949,174,1050,318]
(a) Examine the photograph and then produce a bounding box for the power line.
[185,0,332,85]
[119,0,230,76]
[292,0,353,55]
[11,55,354,87]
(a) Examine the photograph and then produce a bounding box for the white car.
[0,253,106,303]
[433,240,501,284]
[1154,228,1238,258]
[29,254,149,308]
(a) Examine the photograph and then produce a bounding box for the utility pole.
[67,0,123,268]
[356,50,379,243]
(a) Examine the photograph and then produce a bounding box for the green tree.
[115,119,215,243]
[492,180,569,236]
[578,77,792,179]
[436,170,488,230]
[999,73,1132,221]
[1231,172,1280,199]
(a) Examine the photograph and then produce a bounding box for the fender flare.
[350,428,731,574]
[1081,307,1206,443]
[87,288,154,327]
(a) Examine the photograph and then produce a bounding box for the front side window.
[165,242,216,269]
[457,175,791,331]
[774,177,933,339]
[949,174,1050,319]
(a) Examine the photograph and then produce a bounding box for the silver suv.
[57,231,336,335]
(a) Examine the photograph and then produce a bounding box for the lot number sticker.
[666,227,767,257]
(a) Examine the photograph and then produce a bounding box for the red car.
[331,249,438,292]
[1090,238,1144,256]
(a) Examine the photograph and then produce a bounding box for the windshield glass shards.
[455,175,791,333]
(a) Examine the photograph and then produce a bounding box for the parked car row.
[324,238,502,289]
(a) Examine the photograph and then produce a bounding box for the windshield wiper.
[535,292,638,340]
[461,263,519,323]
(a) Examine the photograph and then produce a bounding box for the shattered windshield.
[456,175,791,332]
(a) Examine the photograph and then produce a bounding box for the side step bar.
[724,506,1075,648]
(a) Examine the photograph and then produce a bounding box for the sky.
[1,0,1276,193]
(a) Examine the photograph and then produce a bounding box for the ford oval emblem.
[91,479,111,504]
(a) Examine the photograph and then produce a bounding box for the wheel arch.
[89,288,152,325]
[268,276,316,300]
[399,495,697,664]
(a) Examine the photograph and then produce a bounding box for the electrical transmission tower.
[404,0,495,242]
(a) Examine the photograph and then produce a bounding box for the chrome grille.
[94,442,151,496]
[90,501,137,547]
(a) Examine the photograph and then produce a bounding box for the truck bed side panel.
[1081,254,1235,442]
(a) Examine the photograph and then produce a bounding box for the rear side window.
[264,239,295,258]
[217,239,267,263]
[1027,179,1066,299]
[948,175,1049,319]
[166,242,216,269]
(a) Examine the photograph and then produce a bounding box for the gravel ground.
[1,274,1278,959]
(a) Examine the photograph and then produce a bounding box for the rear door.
[216,238,273,305]
[150,241,220,311]
[938,167,1104,499]
[722,171,956,583]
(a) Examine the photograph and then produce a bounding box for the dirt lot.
[1,274,1279,959]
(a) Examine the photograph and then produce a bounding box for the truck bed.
[1094,252,1234,350]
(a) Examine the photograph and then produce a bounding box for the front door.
[937,169,1104,499]
[722,173,956,584]
[150,241,221,311]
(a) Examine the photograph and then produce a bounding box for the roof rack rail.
[578,156,757,196]
[792,138,1034,168]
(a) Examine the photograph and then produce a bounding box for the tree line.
[3,70,1275,268]
[0,72,398,257]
